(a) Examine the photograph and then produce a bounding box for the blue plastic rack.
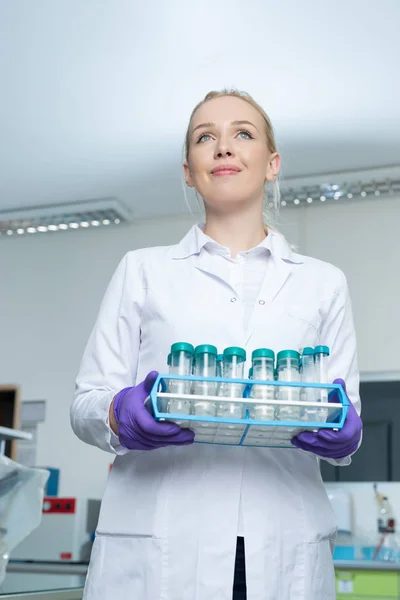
[148,374,349,449]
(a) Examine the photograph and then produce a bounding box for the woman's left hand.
[291,379,362,459]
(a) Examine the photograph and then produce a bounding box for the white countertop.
[334,560,400,571]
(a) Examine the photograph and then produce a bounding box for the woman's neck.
[203,209,267,258]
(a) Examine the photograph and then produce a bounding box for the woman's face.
[184,96,280,214]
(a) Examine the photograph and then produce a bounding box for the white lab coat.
[71,225,360,600]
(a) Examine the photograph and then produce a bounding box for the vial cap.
[170,342,195,354]
[252,348,275,360]
[217,354,224,362]
[167,353,171,366]
[314,345,330,356]
[223,346,246,361]
[195,344,218,356]
[277,349,300,362]
[302,347,314,356]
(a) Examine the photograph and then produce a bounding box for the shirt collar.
[170,223,304,264]
[199,225,272,259]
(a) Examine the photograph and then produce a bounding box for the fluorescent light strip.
[0,211,125,237]
[0,198,132,237]
[280,177,400,207]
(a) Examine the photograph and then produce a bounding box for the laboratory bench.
[0,591,82,600]
[1,563,85,599]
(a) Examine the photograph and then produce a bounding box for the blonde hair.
[184,88,281,221]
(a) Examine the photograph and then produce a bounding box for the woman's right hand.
[111,371,195,450]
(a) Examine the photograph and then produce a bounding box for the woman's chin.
[204,195,256,213]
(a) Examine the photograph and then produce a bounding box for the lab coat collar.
[170,223,304,265]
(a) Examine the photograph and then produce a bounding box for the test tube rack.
[148,374,349,449]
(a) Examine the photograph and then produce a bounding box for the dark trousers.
[233,537,246,600]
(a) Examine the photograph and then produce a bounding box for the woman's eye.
[237,130,253,139]
[197,133,212,143]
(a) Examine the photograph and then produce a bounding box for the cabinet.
[335,569,400,598]
[321,381,400,482]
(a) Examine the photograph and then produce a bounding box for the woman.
[71,89,362,600]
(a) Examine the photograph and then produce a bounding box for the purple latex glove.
[113,371,195,450]
[291,378,362,459]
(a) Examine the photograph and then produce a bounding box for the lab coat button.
[230,297,237,303]
[259,299,266,305]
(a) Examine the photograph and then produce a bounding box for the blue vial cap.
[252,348,275,360]
[223,346,246,361]
[302,347,314,356]
[277,349,300,362]
[195,344,218,356]
[170,342,195,354]
[314,345,330,356]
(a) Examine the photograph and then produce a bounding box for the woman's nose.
[215,140,234,159]
[216,149,233,158]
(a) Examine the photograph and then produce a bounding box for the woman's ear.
[266,153,281,182]
[183,162,194,188]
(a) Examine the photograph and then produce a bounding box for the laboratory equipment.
[249,348,276,422]
[192,344,218,421]
[327,488,356,560]
[328,488,353,534]
[10,497,101,563]
[301,347,317,422]
[218,347,246,397]
[375,497,398,562]
[373,484,398,562]
[150,374,348,448]
[42,467,60,496]
[0,426,32,458]
[166,342,194,426]
[0,455,48,584]
[158,354,171,412]
[314,345,330,422]
[217,347,246,403]
[216,353,224,395]
[216,354,223,376]
[216,347,246,431]
[276,350,301,421]
[147,340,347,448]
[15,400,46,467]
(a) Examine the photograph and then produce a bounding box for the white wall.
[301,195,400,375]
[0,215,193,498]
[2,196,400,500]
[325,481,400,541]
[0,212,301,499]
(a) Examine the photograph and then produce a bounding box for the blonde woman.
[71,89,362,600]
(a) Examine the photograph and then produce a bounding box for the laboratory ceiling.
[1,1,399,218]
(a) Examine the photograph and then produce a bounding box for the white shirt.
[199,226,271,332]
[198,226,270,536]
